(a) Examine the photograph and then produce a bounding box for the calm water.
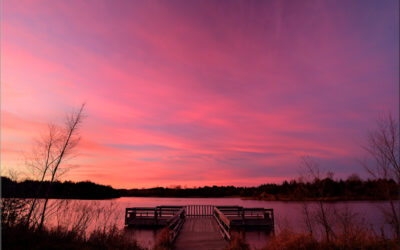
[45,197,397,249]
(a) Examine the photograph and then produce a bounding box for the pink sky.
[1,0,399,188]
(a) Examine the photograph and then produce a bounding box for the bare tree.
[300,156,336,242]
[25,124,59,226]
[38,104,85,229]
[23,104,85,229]
[296,175,314,236]
[362,113,399,239]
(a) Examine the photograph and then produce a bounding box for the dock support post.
[241,208,245,226]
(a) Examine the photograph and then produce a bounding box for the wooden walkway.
[174,217,227,250]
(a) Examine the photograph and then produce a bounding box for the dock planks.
[174,217,227,250]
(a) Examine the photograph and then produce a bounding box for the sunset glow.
[1,0,399,188]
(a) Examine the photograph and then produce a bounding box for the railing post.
[242,208,245,226]
[272,209,275,234]
[125,208,128,225]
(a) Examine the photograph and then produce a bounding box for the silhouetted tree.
[23,104,86,229]
[25,124,59,226]
[300,156,335,242]
[363,113,399,239]
[38,104,85,229]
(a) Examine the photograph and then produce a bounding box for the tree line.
[119,176,397,201]
[3,175,397,201]
[1,177,120,199]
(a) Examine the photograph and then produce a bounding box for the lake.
[44,197,397,249]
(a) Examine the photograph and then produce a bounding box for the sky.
[1,0,399,188]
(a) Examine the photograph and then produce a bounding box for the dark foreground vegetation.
[1,196,169,250]
[2,224,143,250]
[121,176,398,201]
[226,230,398,250]
[3,223,397,250]
[262,229,398,250]
[2,177,120,199]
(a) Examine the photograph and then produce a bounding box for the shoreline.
[3,195,398,202]
[118,195,398,202]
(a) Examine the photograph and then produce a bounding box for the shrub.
[225,232,250,250]
[263,229,318,250]
[2,222,143,250]
[153,228,173,250]
[262,229,398,250]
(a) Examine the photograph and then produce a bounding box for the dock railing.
[125,206,184,226]
[214,206,232,240]
[165,207,186,242]
[185,205,214,216]
[213,206,274,234]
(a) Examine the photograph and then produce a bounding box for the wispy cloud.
[105,143,177,152]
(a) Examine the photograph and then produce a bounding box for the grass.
[262,229,398,250]
[225,232,250,250]
[153,228,174,250]
[2,223,144,250]
[225,226,398,250]
[3,222,398,250]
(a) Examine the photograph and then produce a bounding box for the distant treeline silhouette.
[2,176,397,200]
[1,177,120,199]
[120,177,398,201]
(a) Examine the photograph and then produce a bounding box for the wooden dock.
[175,217,227,250]
[125,205,274,248]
